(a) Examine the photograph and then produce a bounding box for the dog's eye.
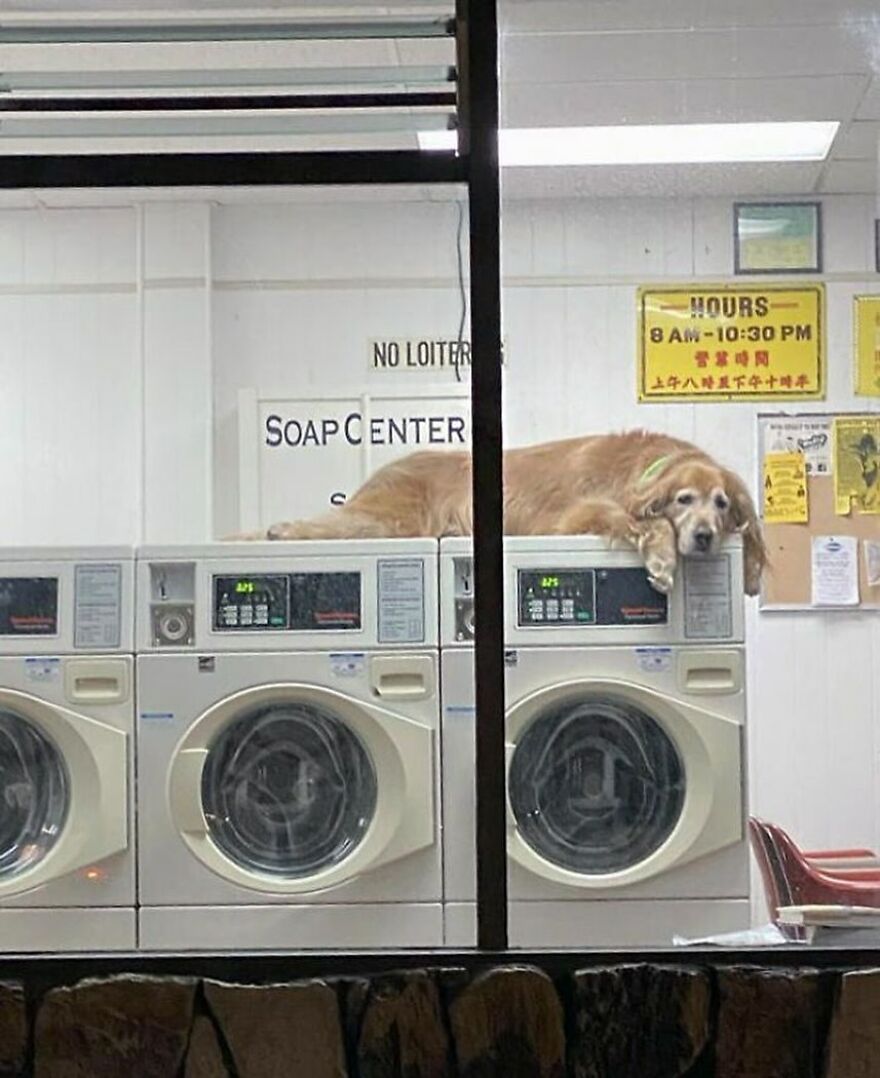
[676,493,694,506]
[715,495,730,510]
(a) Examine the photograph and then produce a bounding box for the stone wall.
[0,963,874,1077]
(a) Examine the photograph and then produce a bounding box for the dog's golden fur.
[263,430,767,595]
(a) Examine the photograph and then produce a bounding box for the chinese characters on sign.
[638,285,825,401]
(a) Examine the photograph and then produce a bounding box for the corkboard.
[762,475,880,608]
[759,414,880,609]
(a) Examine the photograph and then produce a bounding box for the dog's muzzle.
[692,527,714,553]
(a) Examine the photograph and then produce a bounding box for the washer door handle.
[370,655,434,700]
[169,748,209,834]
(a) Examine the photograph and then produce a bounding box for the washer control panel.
[213,574,288,630]
[517,567,668,627]
[518,570,596,626]
[212,572,361,632]
[0,577,58,636]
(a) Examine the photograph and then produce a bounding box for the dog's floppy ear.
[721,467,768,596]
[627,457,679,520]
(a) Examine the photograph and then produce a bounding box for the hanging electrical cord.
[454,197,468,384]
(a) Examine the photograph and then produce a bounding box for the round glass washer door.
[201,700,378,879]
[0,708,69,878]
[508,694,685,875]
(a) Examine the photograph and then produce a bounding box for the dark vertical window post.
[459,0,506,950]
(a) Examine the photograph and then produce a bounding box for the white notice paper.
[811,536,859,606]
[865,541,880,587]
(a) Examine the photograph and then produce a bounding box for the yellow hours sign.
[638,284,825,401]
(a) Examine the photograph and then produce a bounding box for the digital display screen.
[213,574,288,631]
[518,569,596,626]
[0,577,59,636]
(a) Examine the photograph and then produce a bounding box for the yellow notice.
[763,452,809,523]
[854,295,880,397]
[638,284,824,401]
[833,416,880,514]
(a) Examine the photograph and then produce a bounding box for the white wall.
[0,190,877,927]
[0,207,138,545]
[0,201,213,547]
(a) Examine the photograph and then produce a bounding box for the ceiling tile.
[503,25,875,84]
[833,120,880,160]
[818,159,878,193]
[500,160,824,200]
[856,77,880,120]
[504,0,880,34]
[502,75,867,127]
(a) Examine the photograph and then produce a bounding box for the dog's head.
[631,456,768,595]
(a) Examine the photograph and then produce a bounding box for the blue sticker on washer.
[634,647,673,673]
[330,652,365,677]
[24,656,60,683]
[140,711,175,722]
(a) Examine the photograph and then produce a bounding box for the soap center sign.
[238,387,470,531]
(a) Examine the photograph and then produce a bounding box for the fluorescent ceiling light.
[419,121,839,165]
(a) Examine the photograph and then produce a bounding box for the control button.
[240,606,253,625]
[561,599,575,619]
[546,599,559,620]
[255,611,268,625]
[256,604,268,619]
[223,606,239,626]
[528,599,544,621]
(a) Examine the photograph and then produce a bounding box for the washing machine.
[0,547,135,952]
[136,540,441,951]
[440,535,749,948]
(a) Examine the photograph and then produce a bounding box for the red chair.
[749,818,880,927]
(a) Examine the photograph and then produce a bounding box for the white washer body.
[0,547,135,953]
[440,536,749,949]
[136,540,441,951]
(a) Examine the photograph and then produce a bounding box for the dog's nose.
[693,528,713,552]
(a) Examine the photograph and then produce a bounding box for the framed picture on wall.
[734,202,822,275]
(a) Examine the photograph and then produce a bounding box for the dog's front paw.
[266,521,299,540]
[646,556,676,595]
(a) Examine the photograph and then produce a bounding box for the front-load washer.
[440,535,748,948]
[0,547,135,952]
[136,540,441,951]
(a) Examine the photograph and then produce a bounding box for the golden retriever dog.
[262,430,767,595]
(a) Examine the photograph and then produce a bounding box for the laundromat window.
[4,0,880,962]
[498,0,880,952]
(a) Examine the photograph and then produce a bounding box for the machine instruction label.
[377,559,425,644]
[74,563,122,649]
[683,556,733,639]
